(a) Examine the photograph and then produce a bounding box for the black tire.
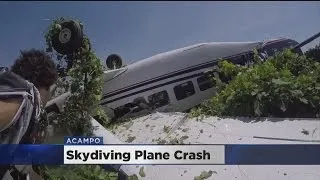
[106,54,123,69]
[51,20,84,55]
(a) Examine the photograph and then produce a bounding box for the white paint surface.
[92,112,320,180]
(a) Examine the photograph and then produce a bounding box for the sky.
[0,2,319,67]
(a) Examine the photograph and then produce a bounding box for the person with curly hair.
[0,49,58,180]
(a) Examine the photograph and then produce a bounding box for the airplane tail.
[293,31,320,52]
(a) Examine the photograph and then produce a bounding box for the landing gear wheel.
[106,54,123,69]
[51,20,84,55]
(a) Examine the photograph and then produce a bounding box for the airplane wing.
[92,112,320,180]
[103,67,127,83]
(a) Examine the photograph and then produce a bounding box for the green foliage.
[305,42,320,62]
[44,17,65,53]
[44,17,114,179]
[190,49,320,118]
[45,17,108,135]
[41,165,118,180]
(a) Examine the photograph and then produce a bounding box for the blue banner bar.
[225,144,320,165]
[64,136,103,145]
[1,144,320,165]
[0,145,63,165]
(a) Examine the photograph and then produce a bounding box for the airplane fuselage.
[100,38,301,119]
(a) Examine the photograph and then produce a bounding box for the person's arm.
[0,98,22,130]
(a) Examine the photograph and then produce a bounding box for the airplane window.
[132,97,150,112]
[114,103,135,118]
[245,52,255,62]
[148,91,170,108]
[197,75,215,91]
[228,54,247,65]
[113,97,153,119]
[174,81,195,100]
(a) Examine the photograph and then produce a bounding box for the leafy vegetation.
[43,17,113,179]
[305,43,320,62]
[40,165,118,180]
[45,17,108,135]
[190,45,320,119]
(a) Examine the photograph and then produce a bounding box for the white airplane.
[46,20,319,121]
[99,38,302,120]
[44,20,320,180]
[46,37,303,121]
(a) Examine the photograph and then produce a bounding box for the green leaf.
[139,167,146,177]
[290,90,303,96]
[280,100,286,112]
[254,100,262,116]
[272,78,290,85]
[94,165,100,175]
[251,91,257,96]
[299,98,309,104]
[128,174,139,180]
[98,174,106,180]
